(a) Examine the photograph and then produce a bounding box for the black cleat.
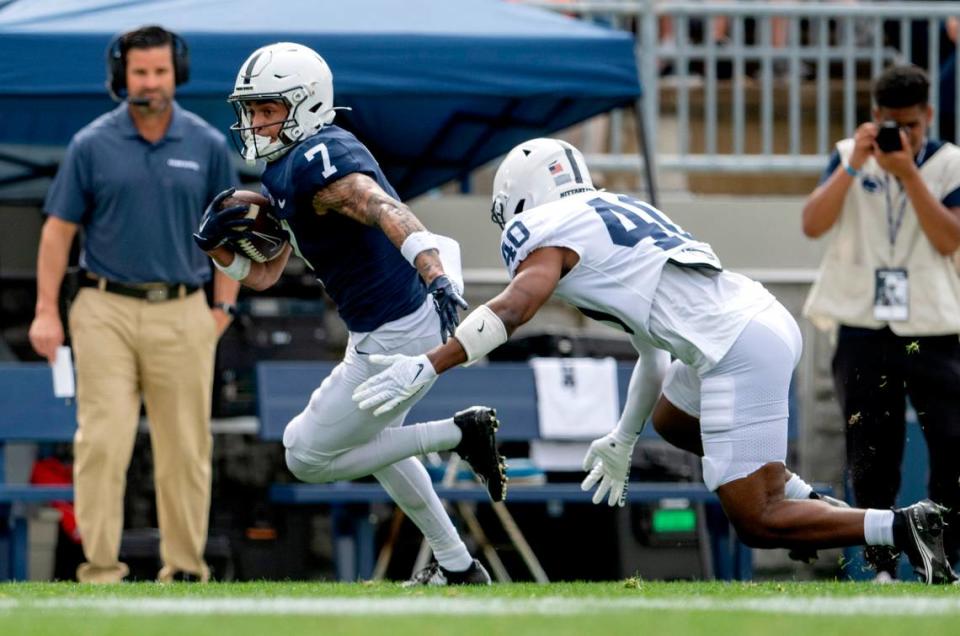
[453,406,507,502]
[402,559,492,587]
[864,545,900,581]
[788,491,850,564]
[895,499,959,584]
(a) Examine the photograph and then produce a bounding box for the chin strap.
[244,133,290,165]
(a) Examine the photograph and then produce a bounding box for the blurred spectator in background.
[27,25,238,583]
[657,0,730,77]
[883,8,959,142]
[936,17,959,143]
[802,64,960,581]
[658,1,730,49]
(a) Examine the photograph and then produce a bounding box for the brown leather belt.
[79,274,199,302]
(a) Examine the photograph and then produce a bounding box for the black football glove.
[427,274,468,343]
[193,188,254,252]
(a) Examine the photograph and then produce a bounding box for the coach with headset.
[28,25,238,583]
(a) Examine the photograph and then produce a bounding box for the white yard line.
[0,595,959,616]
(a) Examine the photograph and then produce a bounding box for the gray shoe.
[896,499,959,585]
[453,406,507,502]
[402,559,492,587]
[788,491,850,564]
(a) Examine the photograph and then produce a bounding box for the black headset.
[106,26,190,102]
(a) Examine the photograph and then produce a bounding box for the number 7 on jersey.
[304,142,338,178]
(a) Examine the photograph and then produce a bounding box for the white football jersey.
[499,191,775,371]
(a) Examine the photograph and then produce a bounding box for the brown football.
[219,190,288,263]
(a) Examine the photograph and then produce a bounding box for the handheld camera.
[876,121,903,153]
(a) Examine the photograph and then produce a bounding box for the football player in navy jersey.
[193,43,505,585]
[354,138,958,584]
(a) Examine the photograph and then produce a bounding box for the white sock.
[784,473,814,500]
[863,509,895,546]
[373,458,473,571]
[414,418,461,456]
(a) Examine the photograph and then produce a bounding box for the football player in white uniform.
[353,138,958,583]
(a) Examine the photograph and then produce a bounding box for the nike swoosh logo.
[478,322,485,333]
[412,363,424,382]
[354,346,373,356]
[252,232,282,248]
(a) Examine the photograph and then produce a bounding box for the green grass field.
[1,580,959,636]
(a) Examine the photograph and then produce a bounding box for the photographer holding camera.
[802,64,960,581]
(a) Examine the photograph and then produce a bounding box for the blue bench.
[257,360,755,581]
[0,363,76,581]
[0,359,822,582]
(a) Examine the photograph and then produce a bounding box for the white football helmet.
[228,42,336,163]
[490,138,594,228]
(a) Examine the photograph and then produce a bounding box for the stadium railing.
[520,0,960,176]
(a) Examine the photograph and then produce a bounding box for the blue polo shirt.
[45,103,236,285]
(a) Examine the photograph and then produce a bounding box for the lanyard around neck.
[882,140,927,249]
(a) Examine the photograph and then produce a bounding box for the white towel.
[529,440,592,471]
[531,357,619,440]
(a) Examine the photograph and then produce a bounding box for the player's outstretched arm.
[580,344,669,508]
[615,342,671,437]
[352,247,566,415]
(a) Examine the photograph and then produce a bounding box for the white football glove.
[580,429,637,507]
[352,353,437,416]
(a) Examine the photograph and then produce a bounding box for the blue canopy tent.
[0,0,652,202]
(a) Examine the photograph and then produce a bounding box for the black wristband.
[213,302,237,317]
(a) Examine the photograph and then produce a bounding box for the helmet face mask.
[490,138,594,229]
[228,43,336,163]
[229,91,304,162]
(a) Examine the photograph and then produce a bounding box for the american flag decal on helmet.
[548,160,571,185]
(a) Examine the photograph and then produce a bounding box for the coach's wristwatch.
[213,302,238,317]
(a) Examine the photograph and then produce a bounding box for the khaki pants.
[68,287,217,583]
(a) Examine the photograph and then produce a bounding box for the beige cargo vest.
[803,138,960,335]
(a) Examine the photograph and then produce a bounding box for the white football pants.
[662,301,803,490]
[283,298,471,569]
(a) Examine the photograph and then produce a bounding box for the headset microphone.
[127,97,152,106]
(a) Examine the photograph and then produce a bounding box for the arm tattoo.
[312,173,444,281]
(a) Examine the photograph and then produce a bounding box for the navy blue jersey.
[260,126,425,332]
